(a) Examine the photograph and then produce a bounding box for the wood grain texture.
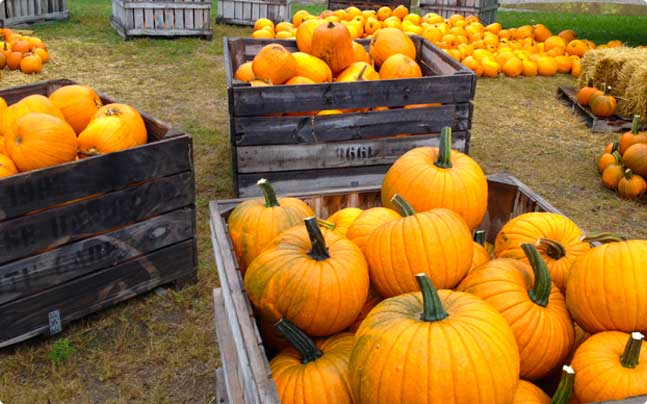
[213,289,244,404]
[0,0,69,25]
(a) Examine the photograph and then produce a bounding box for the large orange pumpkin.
[379,53,422,79]
[365,194,473,297]
[381,127,488,230]
[227,178,313,272]
[590,84,617,118]
[49,84,103,134]
[1,94,64,138]
[459,244,574,380]
[4,113,78,172]
[270,319,355,404]
[310,22,355,75]
[345,207,401,255]
[0,153,18,178]
[244,217,369,336]
[293,52,333,83]
[571,331,647,403]
[349,274,520,404]
[623,143,647,177]
[296,19,324,54]
[77,103,147,156]
[576,80,601,106]
[617,168,647,200]
[252,44,297,84]
[618,115,646,155]
[566,240,647,333]
[369,27,416,67]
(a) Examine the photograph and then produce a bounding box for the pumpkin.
[349,273,520,404]
[379,53,422,80]
[601,151,624,190]
[522,60,538,76]
[537,56,557,76]
[296,19,324,54]
[623,143,647,177]
[244,216,369,336]
[49,85,103,134]
[250,79,271,87]
[336,61,379,82]
[6,51,21,70]
[619,115,646,154]
[252,44,297,85]
[0,52,5,70]
[566,39,587,57]
[33,47,48,63]
[365,194,473,297]
[19,53,41,74]
[459,244,574,380]
[345,207,401,255]
[590,84,616,118]
[381,127,488,230]
[286,76,317,85]
[323,207,362,236]
[251,29,273,39]
[571,331,647,403]
[271,319,354,404]
[494,212,590,291]
[576,80,601,106]
[0,153,18,178]
[77,103,147,156]
[470,230,491,273]
[597,141,619,173]
[234,61,255,82]
[11,39,31,53]
[502,57,523,77]
[310,22,354,75]
[533,24,552,42]
[227,178,314,272]
[617,169,646,200]
[571,58,582,77]
[554,55,572,74]
[514,381,549,404]
[292,52,333,83]
[566,240,647,333]
[4,113,77,172]
[347,286,382,332]
[351,41,370,63]
[1,94,64,138]
[369,27,416,67]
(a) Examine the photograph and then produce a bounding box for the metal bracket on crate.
[48,310,62,335]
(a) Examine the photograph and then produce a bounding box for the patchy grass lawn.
[1,1,647,403]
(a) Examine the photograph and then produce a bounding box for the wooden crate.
[419,0,499,25]
[0,79,197,348]
[327,0,411,11]
[111,0,213,40]
[216,0,292,26]
[0,0,68,26]
[225,36,476,198]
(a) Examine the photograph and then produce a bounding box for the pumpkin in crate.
[349,274,520,404]
[494,212,590,291]
[293,52,333,83]
[379,54,422,80]
[49,85,103,134]
[0,153,17,178]
[296,19,324,54]
[322,207,362,236]
[252,44,297,85]
[369,27,416,67]
[310,22,355,75]
[4,113,78,172]
[347,286,382,332]
[459,244,574,380]
[351,42,370,63]
[469,230,491,273]
[617,169,646,200]
[618,115,645,154]
[234,61,255,82]
[78,103,147,156]
[365,194,473,297]
[381,127,488,230]
[336,62,379,82]
[270,319,355,404]
[244,217,369,336]
[566,240,647,334]
[623,143,647,177]
[571,331,647,402]
[597,141,619,173]
[346,207,401,255]
[227,178,314,272]
[1,94,64,137]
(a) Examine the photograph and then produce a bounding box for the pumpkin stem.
[275,318,323,364]
[416,273,449,322]
[317,218,336,230]
[257,178,280,208]
[612,151,623,165]
[582,231,625,243]
[522,243,551,308]
[624,168,633,180]
[473,230,486,246]
[305,216,330,260]
[551,365,575,404]
[586,78,593,88]
[620,331,644,368]
[610,141,620,154]
[631,115,641,134]
[536,238,566,260]
[434,127,453,169]
[356,64,368,81]
[391,194,416,217]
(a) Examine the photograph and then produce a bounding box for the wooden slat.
[164,6,174,29]
[213,289,244,404]
[0,171,194,265]
[0,208,194,305]
[122,1,209,9]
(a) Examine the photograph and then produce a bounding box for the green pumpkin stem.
[612,151,623,165]
[522,243,551,308]
[611,141,620,154]
[631,115,641,134]
[537,238,566,260]
[551,365,575,404]
[416,273,449,322]
[434,127,453,169]
[275,318,323,364]
[620,331,644,368]
[600,82,608,95]
[317,218,336,230]
[305,216,330,260]
[473,230,486,246]
[356,63,368,81]
[582,231,625,243]
[391,194,416,217]
[257,178,280,208]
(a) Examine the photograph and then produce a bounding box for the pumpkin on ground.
[0,153,18,178]
[597,141,619,173]
[381,127,488,230]
[19,53,41,74]
[271,319,355,404]
[459,244,574,380]
[244,217,369,336]
[365,194,473,297]
[566,240,647,333]
[349,274,520,404]
[310,22,355,75]
[469,230,491,273]
[252,44,297,84]
[369,27,416,67]
[618,115,645,154]
[49,85,103,134]
[77,103,147,156]
[227,178,314,272]
[617,169,646,200]
[345,207,401,255]
[571,331,647,403]
[576,80,601,106]
[601,151,624,189]
[623,143,647,177]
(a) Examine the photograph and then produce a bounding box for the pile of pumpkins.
[250,6,621,79]
[0,27,50,75]
[227,127,647,404]
[598,114,647,200]
[577,80,617,118]
[0,84,148,180]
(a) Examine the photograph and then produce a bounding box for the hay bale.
[577,47,647,92]
[623,65,647,124]
[616,60,643,116]
[578,49,605,88]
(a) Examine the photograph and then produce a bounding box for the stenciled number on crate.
[48,310,62,335]
[335,145,377,161]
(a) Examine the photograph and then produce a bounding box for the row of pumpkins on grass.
[250,6,623,79]
[227,128,647,404]
[0,85,148,179]
[0,27,50,75]
[598,114,647,199]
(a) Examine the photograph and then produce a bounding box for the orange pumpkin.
[11,39,31,54]
[234,61,255,82]
[19,53,41,74]
[1,94,64,138]
[502,57,523,78]
[618,115,646,154]
[285,76,317,85]
[369,27,416,67]
[292,52,333,83]
[336,61,379,82]
[6,51,22,70]
[351,41,370,63]
[324,207,363,236]
[601,152,624,189]
[0,153,18,178]
[379,53,422,79]
[598,141,619,173]
[577,80,601,106]
[513,381,549,404]
[590,84,616,118]
[49,85,103,134]
[310,22,355,74]
[623,143,647,177]
[345,207,401,255]
[4,113,78,172]
[617,169,646,200]
[296,19,324,54]
[252,44,297,85]
[77,103,147,156]
[470,230,491,273]
[537,56,558,76]
[559,30,577,43]
[33,47,48,63]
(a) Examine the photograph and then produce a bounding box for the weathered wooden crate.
[420,0,499,25]
[0,79,197,348]
[327,0,411,11]
[216,0,292,26]
[225,36,476,197]
[111,0,212,40]
[0,0,68,26]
